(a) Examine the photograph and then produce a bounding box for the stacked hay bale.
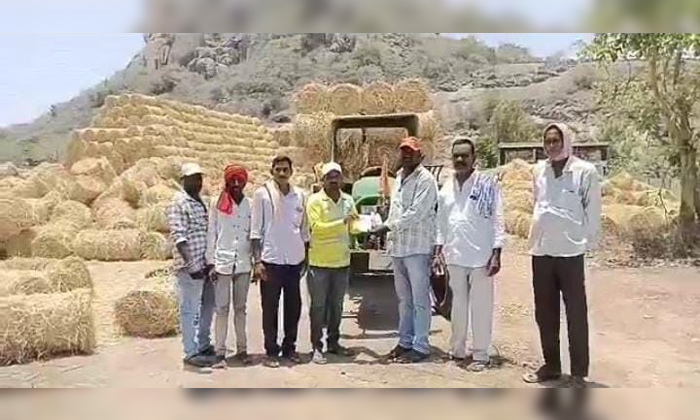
[499,159,535,239]
[0,257,95,365]
[291,79,440,179]
[114,275,178,338]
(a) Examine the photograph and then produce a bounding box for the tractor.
[313,113,444,280]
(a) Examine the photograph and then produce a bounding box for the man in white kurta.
[435,137,505,372]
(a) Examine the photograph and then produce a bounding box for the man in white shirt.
[250,155,310,368]
[434,137,505,373]
[205,164,253,367]
[522,123,601,388]
[375,137,438,364]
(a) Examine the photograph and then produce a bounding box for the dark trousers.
[308,266,350,351]
[532,255,590,377]
[260,262,303,357]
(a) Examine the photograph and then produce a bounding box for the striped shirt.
[386,165,438,258]
[168,191,209,272]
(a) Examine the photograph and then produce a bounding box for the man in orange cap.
[374,137,439,364]
[205,164,253,367]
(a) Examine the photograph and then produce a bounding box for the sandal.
[465,361,489,373]
[522,367,562,384]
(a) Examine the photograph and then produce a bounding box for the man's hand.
[254,262,267,282]
[344,213,359,225]
[487,251,502,277]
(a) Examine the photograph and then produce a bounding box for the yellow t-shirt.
[306,190,357,268]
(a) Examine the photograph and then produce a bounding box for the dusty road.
[1,247,699,387]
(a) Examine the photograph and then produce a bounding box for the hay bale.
[500,159,534,184]
[394,79,433,112]
[70,157,117,185]
[31,224,78,259]
[361,82,396,114]
[64,136,88,167]
[0,289,95,365]
[505,211,532,238]
[328,84,362,115]
[294,83,329,114]
[417,111,440,142]
[628,206,667,234]
[93,198,137,230]
[271,125,293,147]
[0,257,91,292]
[2,229,37,258]
[71,175,107,205]
[45,256,92,292]
[0,270,52,297]
[294,112,334,151]
[0,197,35,239]
[138,184,177,208]
[113,275,178,338]
[504,189,534,213]
[140,232,173,260]
[74,229,144,261]
[136,205,170,233]
[51,200,92,230]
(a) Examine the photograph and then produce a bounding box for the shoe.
[399,350,430,364]
[567,376,588,389]
[198,345,216,357]
[387,345,411,360]
[327,345,353,357]
[312,350,328,365]
[522,366,562,384]
[184,354,215,369]
[263,356,280,368]
[235,351,251,365]
[448,353,465,363]
[282,352,302,364]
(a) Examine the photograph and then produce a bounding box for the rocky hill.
[0,33,596,164]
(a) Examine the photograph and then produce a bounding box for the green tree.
[585,34,700,229]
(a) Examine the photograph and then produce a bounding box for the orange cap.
[399,137,421,151]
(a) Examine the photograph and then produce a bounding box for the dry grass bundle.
[121,177,147,206]
[417,111,440,142]
[0,270,52,297]
[505,211,532,238]
[93,197,137,230]
[51,200,92,230]
[294,83,329,114]
[394,79,433,112]
[70,157,117,185]
[293,112,334,151]
[138,184,177,208]
[500,159,534,184]
[136,204,170,233]
[0,289,95,365]
[2,229,37,258]
[628,206,667,234]
[328,84,362,115]
[271,125,293,147]
[0,257,91,292]
[0,197,35,239]
[26,192,61,225]
[64,136,88,167]
[71,175,107,205]
[113,275,178,338]
[504,189,534,214]
[74,229,144,261]
[361,82,396,114]
[31,224,78,259]
[140,232,173,260]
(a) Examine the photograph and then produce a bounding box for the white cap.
[180,162,203,178]
[321,162,342,178]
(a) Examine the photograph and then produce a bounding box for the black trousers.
[260,262,303,357]
[532,255,590,377]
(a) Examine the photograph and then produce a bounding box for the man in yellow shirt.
[306,162,358,364]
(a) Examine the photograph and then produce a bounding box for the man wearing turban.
[205,164,254,367]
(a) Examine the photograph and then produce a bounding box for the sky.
[0,1,593,127]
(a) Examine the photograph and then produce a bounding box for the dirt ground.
[1,243,699,388]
